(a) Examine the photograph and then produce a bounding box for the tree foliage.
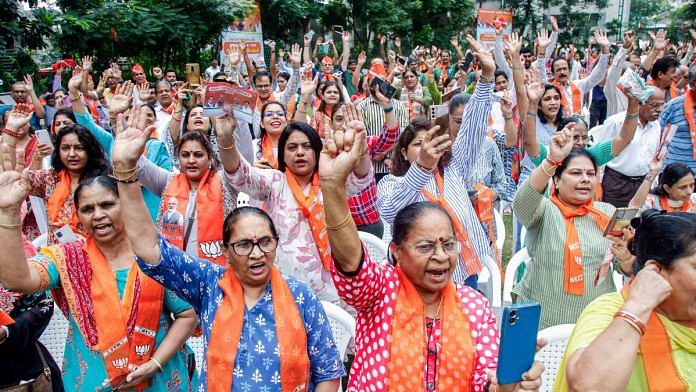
[628,0,671,29]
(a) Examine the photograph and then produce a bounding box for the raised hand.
[319,115,367,184]
[152,66,163,80]
[304,33,312,47]
[501,90,514,118]
[214,110,237,148]
[537,29,552,52]
[138,83,152,102]
[290,43,302,69]
[417,126,451,170]
[228,45,242,67]
[342,31,350,44]
[110,81,134,115]
[550,15,559,32]
[380,35,386,45]
[81,56,94,73]
[388,50,396,64]
[33,143,53,162]
[300,73,318,100]
[649,29,668,52]
[67,67,83,91]
[23,74,34,93]
[450,35,460,49]
[593,30,611,53]
[112,104,153,169]
[267,40,276,51]
[0,144,31,210]
[466,34,495,75]
[526,67,545,103]
[5,104,33,131]
[110,62,122,81]
[394,37,401,48]
[548,124,575,163]
[239,41,247,54]
[504,32,523,58]
[357,51,367,65]
[373,85,392,107]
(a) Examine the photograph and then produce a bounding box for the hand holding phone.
[35,129,54,150]
[369,76,397,100]
[603,207,639,237]
[496,302,541,385]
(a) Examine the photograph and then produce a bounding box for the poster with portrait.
[476,9,514,50]
[202,82,258,123]
[220,2,265,67]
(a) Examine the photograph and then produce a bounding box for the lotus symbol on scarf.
[135,344,151,358]
[112,357,128,369]
[201,241,223,258]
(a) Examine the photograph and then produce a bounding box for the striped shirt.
[512,181,617,329]
[357,97,410,174]
[377,81,495,284]
[466,136,509,202]
[660,93,696,172]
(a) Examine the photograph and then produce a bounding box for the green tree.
[628,0,671,29]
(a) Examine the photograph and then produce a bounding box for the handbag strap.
[182,196,198,251]
[33,343,51,379]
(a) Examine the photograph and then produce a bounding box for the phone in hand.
[497,302,541,385]
[603,207,639,237]
[369,76,397,99]
[397,56,406,66]
[461,52,475,71]
[185,63,201,88]
[332,25,344,35]
[35,129,54,150]
[54,225,79,244]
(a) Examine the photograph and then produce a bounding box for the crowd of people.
[0,14,695,392]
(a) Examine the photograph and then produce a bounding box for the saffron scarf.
[0,310,12,326]
[684,88,695,159]
[620,284,688,392]
[553,81,582,116]
[45,239,163,391]
[472,184,501,270]
[261,135,278,169]
[207,266,310,391]
[46,170,81,236]
[421,171,482,276]
[256,92,277,112]
[659,195,693,212]
[285,172,332,270]
[160,169,226,265]
[387,267,474,391]
[310,109,332,138]
[400,85,424,120]
[549,192,611,296]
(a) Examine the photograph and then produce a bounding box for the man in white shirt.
[537,30,611,116]
[154,81,174,141]
[592,87,666,207]
[205,59,221,81]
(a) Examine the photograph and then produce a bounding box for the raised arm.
[0,145,43,294]
[528,125,574,194]
[240,42,256,82]
[642,29,668,73]
[352,51,366,89]
[319,117,366,272]
[576,30,611,93]
[23,75,44,120]
[535,29,553,83]
[167,83,191,146]
[505,32,527,116]
[340,32,351,71]
[522,67,546,159]
[500,90,518,148]
[279,44,302,106]
[610,93,641,156]
[294,74,318,123]
[629,157,663,209]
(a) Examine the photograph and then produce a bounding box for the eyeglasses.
[256,84,272,90]
[407,240,461,256]
[263,110,286,118]
[644,101,664,109]
[225,236,279,256]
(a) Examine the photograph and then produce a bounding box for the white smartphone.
[54,225,79,244]
[35,129,54,149]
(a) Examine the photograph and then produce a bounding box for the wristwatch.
[479,74,495,84]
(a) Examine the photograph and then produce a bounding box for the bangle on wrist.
[150,357,164,372]
[546,158,563,167]
[625,111,639,120]
[614,310,646,336]
[526,111,537,117]
[414,161,434,174]
[2,128,21,138]
[326,212,352,231]
[644,174,654,183]
[0,221,21,229]
[479,74,495,84]
[541,161,556,177]
[503,114,513,120]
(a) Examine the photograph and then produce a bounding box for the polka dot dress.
[331,250,500,391]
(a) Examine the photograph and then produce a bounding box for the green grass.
[502,213,514,270]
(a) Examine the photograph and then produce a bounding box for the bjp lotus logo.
[201,241,223,259]
[135,344,151,359]
[112,357,128,369]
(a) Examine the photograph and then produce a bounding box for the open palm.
[112,106,152,168]
[0,145,31,209]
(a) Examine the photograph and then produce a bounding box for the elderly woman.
[556,210,696,391]
[0,158,197,391]
[111,108,345,391]
[512,127,619,328]
[317,111,545,391]
[378,35,496,287]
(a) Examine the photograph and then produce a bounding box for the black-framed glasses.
[406,240,461,256]
[224,236,279,256]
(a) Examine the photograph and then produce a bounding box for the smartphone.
[603,207,639,237]
[54,225,79,244]
[397,56,406,66]
[441,86,461,103]
[35,129,54,149]
[332,25,344,35]
[497,302,541,385]
[429,104,449,130]
[461,52,475,72]
[185,63,201,88]
[305,30,315,41]
[369,76,397,99]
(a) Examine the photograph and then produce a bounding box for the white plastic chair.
[493,209,505,258]
[322,300,356,391]
[358,231,388,265]
[503,248,530,305]
[477,254,502,319]
[536,324,575,392]
[237,192,250,207]
[187,335,206,372]
[38,310,70,368]
[520,226,527,249]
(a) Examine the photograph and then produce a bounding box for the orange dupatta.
[46,170,81,235]
[659,195,693,212]
[0,310,13,326]
[207,267,309,392]
[86,238,164,390]
[261,135,279,169]
[421,171,482,276]
[683,88,695,159]
[286,172,332,270]
[160,170,226,265]
[620,284,687,392]
[549,192,611,296]
[387,267,474,391]
[472,184,501,270]
[553,81,582,116]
